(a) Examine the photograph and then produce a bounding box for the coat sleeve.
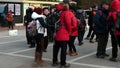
[64,12,72,35]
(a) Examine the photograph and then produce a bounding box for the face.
[103,4,109,10]
[43,9,50,15]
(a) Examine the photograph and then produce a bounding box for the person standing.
[52,3,71,68]
[31,7,47,65]
[76,6,86,46]
[42,7,50,52]
[108,0,120,62]
[6,10,13,30]
[93,2,110,58]
[67,10,78,56]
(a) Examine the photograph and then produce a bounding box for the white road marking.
[0,51,115,68]
[69,62,116,68]
[9,48,35,54]
[0,35,24,38]
[0,39,25,45]
[68,47,112,62]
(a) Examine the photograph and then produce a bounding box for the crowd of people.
[24,0,120,68]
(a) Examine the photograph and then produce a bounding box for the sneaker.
[52,62,60,66]
[43,49,47,52]
[96,55,105,59]
[109,58,118,62]
[60,63,70,68]
[85,37,89,40]
[89,40,94,43]
[104,53,109,57]
[78,42,83,46]
[29,45,35,48]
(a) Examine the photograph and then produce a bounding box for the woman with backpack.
[31,7,47,66]
[52,3,71,68]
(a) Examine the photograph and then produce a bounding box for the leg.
[43,36,48,52]
[52,41,60,65]
[60,41,67,66]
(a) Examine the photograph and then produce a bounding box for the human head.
[102,2,109,10]
[43,7,50,16]
[34,7,43,14]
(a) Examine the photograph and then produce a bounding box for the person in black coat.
[93,2,110,58]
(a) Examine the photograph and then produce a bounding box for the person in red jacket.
[52,3,71,68]
[67,10,78,56]
[108,0,120,62]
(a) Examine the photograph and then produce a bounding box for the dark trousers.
[111,31,120,58]
[35,34,44,53]
[8,21,13,29]
[78,30,85,43]
[44,36,48,50]
[86,25,93,38]
[96,33,108,56]
[25,24,30,43]
[68,36,77,52]
[53,41,67,66]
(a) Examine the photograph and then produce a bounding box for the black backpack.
[53,10,62,32]
[115,12,120,31]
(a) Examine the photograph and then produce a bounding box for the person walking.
[93,2,110,58]
[6,10,13,30]
[52,3,71,68]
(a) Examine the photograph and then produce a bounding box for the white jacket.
[31,12,47,36]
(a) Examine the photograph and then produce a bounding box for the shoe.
[96,55,105,59]
[43,49,47,52]
[60,63,70,68]
[109,58,117,62]
[29,45,35,48]
[85,37,89,40]
[78,42,83,46]
[89,40,94,43]
[66,51,72,55]
[70,52,78,56]
[104,53,109,57]
[52,62,60,66]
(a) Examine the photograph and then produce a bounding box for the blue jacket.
[93,6,109,34]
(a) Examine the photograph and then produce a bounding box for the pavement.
[0,27,120,68]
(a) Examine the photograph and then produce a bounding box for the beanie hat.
[34,7,43,14]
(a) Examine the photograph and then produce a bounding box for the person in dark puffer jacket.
[93,2,110,58]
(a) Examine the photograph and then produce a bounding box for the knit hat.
[34,7,43,14]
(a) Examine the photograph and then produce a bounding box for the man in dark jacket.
[24,7,35,48]
[76,6,86,45]
[93,2,110,58]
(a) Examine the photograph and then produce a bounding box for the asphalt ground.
[0,28,120,68]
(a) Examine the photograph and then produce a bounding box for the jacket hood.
[76,9,83,13]
[110,0,120,11]
[56,3,64,11]
[31,12,46,19]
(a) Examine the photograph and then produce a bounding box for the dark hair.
[43,7,49,11]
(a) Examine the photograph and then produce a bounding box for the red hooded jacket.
[70,13,78,36]
[109,0,120,35]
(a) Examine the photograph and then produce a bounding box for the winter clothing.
[54,10,72,41]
